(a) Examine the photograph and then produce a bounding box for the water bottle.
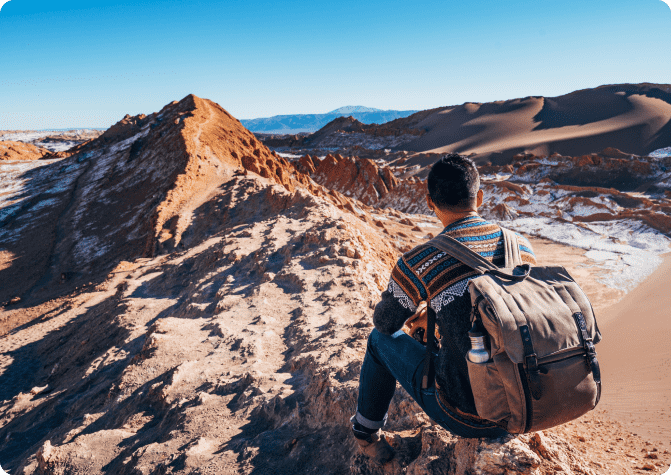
[467,321,490,364]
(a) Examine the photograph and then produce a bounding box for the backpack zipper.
[517,363,533,433]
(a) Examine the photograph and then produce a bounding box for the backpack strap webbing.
[430,234,498,274]
[501,228,522,268]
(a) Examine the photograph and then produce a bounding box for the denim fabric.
[356,328,509,439]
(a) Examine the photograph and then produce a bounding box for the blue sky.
[1,0,670,129]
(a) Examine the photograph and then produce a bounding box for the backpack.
[422,228,602,434]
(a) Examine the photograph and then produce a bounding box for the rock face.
[1,96,669,475]
[306,153,399,205]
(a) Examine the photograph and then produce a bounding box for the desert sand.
[597,254,671,448]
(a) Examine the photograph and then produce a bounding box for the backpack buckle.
[525,352,538,369]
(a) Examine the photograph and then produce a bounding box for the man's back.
[373,215,536,416]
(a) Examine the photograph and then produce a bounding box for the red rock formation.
[295,154,316,174]
[601,147,632,158]
[490,202,519,221]
[573,209,671,235]
[306,154,399,205]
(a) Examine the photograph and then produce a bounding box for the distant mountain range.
[240,106,419,134]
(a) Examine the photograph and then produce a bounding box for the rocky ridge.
[1,96,669,474]
[241,107,418,134]
[0,94,366,306]
[257,115,423,152]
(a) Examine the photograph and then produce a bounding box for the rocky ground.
[1,95,670,474]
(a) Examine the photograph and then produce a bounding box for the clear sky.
[1,0,670,129]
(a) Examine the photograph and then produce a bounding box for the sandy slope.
[397,84,671,162]
[597,254,671,448]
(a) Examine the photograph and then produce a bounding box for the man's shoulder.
[505,229,536,263]
[400,240,440,266]
[395,218,536,276]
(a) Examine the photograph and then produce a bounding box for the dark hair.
[427,153,480,210]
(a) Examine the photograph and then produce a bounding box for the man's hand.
[402,302,440,344]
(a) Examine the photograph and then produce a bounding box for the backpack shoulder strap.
[429,229,530,280]
[420,227,529,389]
[501,228,522,268]
[429,233,498,274]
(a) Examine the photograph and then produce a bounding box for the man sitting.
[351,153,537,464]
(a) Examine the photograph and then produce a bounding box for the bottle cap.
[468,321,484,337]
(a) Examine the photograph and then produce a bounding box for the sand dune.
[399,84,671,163]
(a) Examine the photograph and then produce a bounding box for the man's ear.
[426,194,434,211]
[476,189,484,208]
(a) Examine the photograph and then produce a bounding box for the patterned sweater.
[373,215,536,416]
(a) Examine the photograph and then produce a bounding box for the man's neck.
[436,211,479,229]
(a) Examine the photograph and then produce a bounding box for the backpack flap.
[469,265,599,364]
[469,265,602,433]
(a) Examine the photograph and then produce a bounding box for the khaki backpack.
[423,228,602,434]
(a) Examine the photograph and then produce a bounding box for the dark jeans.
[355,328,508,439]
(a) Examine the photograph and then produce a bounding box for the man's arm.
[372,257,425,335]
[372,287,415,335]
[516,233,537,265]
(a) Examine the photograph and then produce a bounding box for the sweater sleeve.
[515,232,537,265]
[373,257,425,335]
